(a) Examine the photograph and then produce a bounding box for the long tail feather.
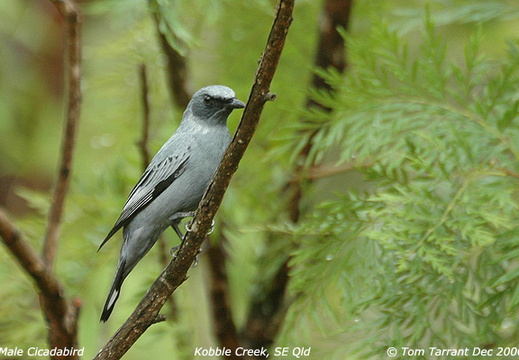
[100,260,126,322]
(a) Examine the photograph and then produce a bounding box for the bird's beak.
[227,98,246,110]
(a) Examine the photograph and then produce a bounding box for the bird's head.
[187,85,245,124]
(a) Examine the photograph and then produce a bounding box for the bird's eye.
[203,95,212,105]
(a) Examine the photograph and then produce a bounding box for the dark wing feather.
[98,152,189,250]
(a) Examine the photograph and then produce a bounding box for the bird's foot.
[169,211,196,241]
[184,219,215,235]
[170,217,213,266]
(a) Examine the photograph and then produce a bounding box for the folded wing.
[98,151,190,250]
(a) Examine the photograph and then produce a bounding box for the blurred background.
[1,0,519,359]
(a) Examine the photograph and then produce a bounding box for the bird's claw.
[171,218,213,267]
[185,220,193,233]
[193,248,202,268]
[184,219,215,236]
[207,220,215,235]
[170,245,180,258]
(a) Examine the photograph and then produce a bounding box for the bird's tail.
[100,260,126,322]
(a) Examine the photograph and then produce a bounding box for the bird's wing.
[98,150,190,250]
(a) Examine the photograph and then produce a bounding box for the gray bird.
[99,85,245,322]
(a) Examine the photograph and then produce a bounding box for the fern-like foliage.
[282,10,519,359]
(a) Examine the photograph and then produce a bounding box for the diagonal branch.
[94,1,294,359]
[0,208,81,360]
[43,0,82,268]
[241,0,353,353]
[0,209,68,313]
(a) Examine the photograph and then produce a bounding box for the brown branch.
[43,0,82,268]
[207,236,243,360]
[308,161,358,180]
[94,1,294,358]
[289,160,372,184]
[0,209,81,360]
[503,168,519,179]
[241,260,289,351]
[241,0,353,355]
[137,63,152,169]
[148,0,191,109]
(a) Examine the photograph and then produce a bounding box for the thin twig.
[148,0,191,109]
[43,0,82,268]
[22,0,85,358]
[94,1,294,358]
[503,168,519,179]
[290,160,372,183]
[137,63,151,169]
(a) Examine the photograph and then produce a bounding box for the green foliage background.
[1,0,519,359]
